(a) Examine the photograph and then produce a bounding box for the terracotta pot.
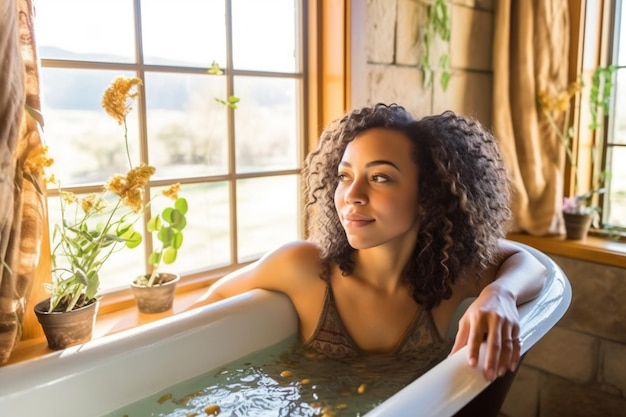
[563,212,593,240]
[34,298,99,350]
[130,273,180,314]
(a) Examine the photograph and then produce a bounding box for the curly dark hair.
[303,104,511,309]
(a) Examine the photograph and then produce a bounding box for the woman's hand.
[449,285,522,381]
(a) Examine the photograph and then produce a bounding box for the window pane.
[234,76,300,173]
[618,0,626,66]
[42,68,140,186]
[236,176,299,261]
[231,0,297,72]
[36,0,135,62]
[141,0,226,67]
[145,72,229,178]
[609,69,626,145]
[605,147,626,228]
[150,183,231,275]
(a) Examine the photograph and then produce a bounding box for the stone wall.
[364,0,495,127]
[500,255,626,417]
[363,2,626,416]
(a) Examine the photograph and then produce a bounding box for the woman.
[191,104,546,382]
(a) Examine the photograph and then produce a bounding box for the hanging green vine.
[588,65,623,130]
[419,0,451,91]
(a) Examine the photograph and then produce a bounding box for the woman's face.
[334,128,420,250]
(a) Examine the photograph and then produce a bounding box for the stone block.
[500,366,541,417]
[601,340,626,397]
[551,255,626,344]
[524,326,596,384]
[540,376,626,417]
[367,0,397,63]
[366,64,431,116]
[432,70,492,127]
[395,0,424,66]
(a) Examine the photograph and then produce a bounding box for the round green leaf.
[162,246,177,264]
[147,216,161,232]
[169,209,187,230]
[173,230,184,249]
[175,197,188,215]
[157,227,174,245]
[148,251,161,266]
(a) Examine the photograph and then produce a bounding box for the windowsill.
[3,276,217,368]
[507,232,626,268]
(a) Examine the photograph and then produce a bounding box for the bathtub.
[0,243,571,417]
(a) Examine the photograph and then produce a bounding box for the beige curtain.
[492,0,570,236]
[0,0,48,364]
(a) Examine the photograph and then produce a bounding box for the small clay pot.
[130,273,180,314]
[34,298,99,350]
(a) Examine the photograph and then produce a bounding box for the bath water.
[105,335,438,417]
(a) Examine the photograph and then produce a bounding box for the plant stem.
[66,287,83,312]
[147,265,159,287]
[544,111,580,194]
[123,118,132,169]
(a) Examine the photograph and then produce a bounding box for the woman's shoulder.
[262,240,324,275]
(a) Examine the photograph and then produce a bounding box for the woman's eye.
[372,174,389,183]
[337,173,349,182]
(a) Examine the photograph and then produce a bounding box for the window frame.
[568,0,626,239]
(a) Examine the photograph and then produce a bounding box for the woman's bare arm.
[450,240,547,381]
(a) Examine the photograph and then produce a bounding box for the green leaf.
[162,247,177,264]
[170,210,187,230]
[147,216,161,232]
[207,60,223,75]
[148,251,161,266]
[122,230,143,249]
[162,207,174,224]
[175,197,188,215]
[227,95,240,109]
[75,268,89,286]
[172,230,183,249]
[157,227,174,245]
[440,71,450,91]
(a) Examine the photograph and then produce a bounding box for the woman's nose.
[344,178,368,205]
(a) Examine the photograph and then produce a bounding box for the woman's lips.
[343,213,374,227]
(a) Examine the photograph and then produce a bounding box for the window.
[35,0,306,292]
[577,0,626,233]
[603,0,626,229]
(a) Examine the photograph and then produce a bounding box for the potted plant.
[130,186,188,314]
[537,65,619,239]
[32,77,155,349]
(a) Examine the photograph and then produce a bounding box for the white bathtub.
[0,243,571,417]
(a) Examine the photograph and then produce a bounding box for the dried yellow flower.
[104,164,155,212]
[101,77,142,124]
[60,191,78,204]
[122,188,143,212]
[23,144,54,175]
[80,194,107,214]
[106,175,126,195]
[126,164,155,189]
[162,183,180,200]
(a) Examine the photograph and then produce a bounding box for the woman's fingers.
[454,312,521,381]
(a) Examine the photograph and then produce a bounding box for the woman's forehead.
[342,128,414,164]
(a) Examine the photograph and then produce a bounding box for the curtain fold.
[493,0,570,236]
[0,0,47,364]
